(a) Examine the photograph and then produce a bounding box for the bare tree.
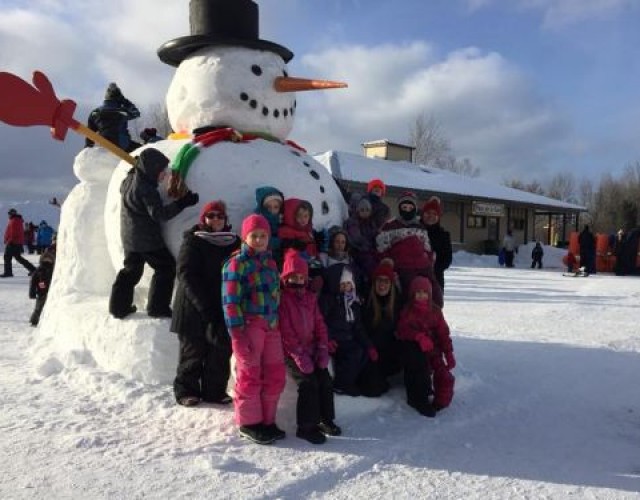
[503,178,544,195]
[546,172,576,202]
[409,113,451,166]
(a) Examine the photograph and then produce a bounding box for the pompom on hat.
[422,196,442,217]
[367,178,386,196]
[241,213,270,240]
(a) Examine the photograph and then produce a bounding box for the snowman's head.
[167,46,296,140]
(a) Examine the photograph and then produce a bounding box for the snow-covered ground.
[1,249,639,499]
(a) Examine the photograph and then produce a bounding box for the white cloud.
[294,42,570,181]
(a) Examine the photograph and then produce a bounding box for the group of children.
[213,180,456,445]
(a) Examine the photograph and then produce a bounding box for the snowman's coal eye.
[283,70,288,78]
[251,65,263,76]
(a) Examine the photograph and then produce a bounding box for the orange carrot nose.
[274,76,348,93]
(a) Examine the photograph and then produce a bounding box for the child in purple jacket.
[222,214,285,445]
[279,250,342,444]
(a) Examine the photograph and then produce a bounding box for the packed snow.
[1,248,639,499]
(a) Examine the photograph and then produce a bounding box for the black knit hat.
[8,208,17,216]
[158,0,294,67]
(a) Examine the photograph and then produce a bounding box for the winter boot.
[296,426,326,445]
[239,424,275,445]
[263,423,286,440]
[318,421,342,436]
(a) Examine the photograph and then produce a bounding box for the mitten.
[177,190,199,209]
[415,333,434,353]
[315,347,330,369]
[327,339,338,354]
[368,346,379,362]
[444,351,456,370]
[295,354,314,374]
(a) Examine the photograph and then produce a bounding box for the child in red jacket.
[397,276,455,417]
[278,198,318,259]
[279,250,342,444]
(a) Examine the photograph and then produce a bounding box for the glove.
[368,346,379,362]
[177,190,199,209]
[327,339,338,354]
[295,354,314,374]
[415,333,434,353]
[444,351,456,370]
[315,347,330,369]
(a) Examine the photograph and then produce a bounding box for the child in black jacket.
[29,249,56,326]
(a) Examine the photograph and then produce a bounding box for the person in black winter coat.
[108,148,199,319]
[85,82,141,152]
[578,225,596,274]
[420,196,452,292]
[29,248,56,326]
[531,242,544,269]
[172,200,240,407]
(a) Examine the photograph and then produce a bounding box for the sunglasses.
[205,212,225,220]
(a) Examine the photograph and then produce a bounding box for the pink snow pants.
[231,316,286,426]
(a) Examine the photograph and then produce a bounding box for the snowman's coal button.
[290,108,295,116]
[290,150,301,157]
[262,106,269,116]
[240,92,249,101]
[283,109,289,117]
[320,186,325,193]
[309,170,320,180]
[321,201,329,214]
[249,99,257,109]
[273,109,280,118]
[252,65,262,76]
[303,161,310,168]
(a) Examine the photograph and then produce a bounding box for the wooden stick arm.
[74,123,136,165]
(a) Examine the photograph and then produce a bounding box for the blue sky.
[1,0,640,201]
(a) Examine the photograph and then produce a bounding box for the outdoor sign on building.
[472,201,505,217]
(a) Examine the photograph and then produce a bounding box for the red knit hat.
[367,178,386,196]
[422,196,442,217]
[241,214,270,240]
[281,249,308,281]
[372,258,394,281]
[199,200,227,226]
[409,276,432,299]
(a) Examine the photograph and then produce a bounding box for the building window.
[512,218,525,230]
[467,215,486,228]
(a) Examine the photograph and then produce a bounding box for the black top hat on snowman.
[158,0,294,67]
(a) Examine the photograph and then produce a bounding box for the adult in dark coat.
[2,208,36,278]
[420,196,452,291]
[108,148,199,319]
[85,82,141,152]
[578,225,596,274]
[172,200,240,406]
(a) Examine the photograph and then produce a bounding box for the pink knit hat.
[241,214,271,240]
[409,276,432,299]
[281,249,308,281]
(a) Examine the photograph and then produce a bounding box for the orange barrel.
[595,233,611,272]
[568,232,580,265]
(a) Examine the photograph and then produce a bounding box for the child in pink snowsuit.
[279,250,342,445]
[222,214,286,445]
[397,276,456,417]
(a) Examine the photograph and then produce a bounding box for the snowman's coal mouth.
[239,92,296,119]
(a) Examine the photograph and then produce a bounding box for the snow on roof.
[313,150,585,211]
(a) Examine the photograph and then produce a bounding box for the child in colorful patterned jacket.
[222,214,286,445]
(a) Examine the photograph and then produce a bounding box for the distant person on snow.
[108,148,199,319]
[502,230,517,268]
[531,241,544,269]
[578,225,596,275]
[36,220,54,255]
[29,246,56,326]
[171,200,240,407]
[85,82,141,153]
[2,208,36,278]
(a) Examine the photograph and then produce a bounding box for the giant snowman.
[36,0,348,384]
